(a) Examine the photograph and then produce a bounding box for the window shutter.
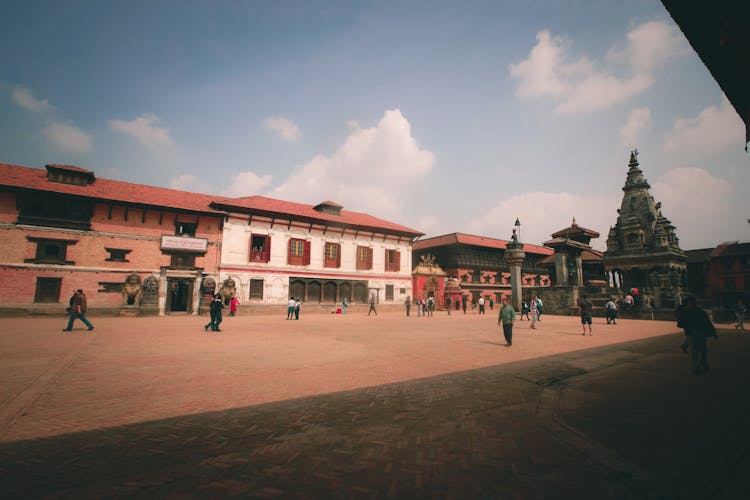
[367,247,373,270]
[287,238,293,265]
[248,233,253,262]
[265,235,271,263]
[303,240,311,265]
[336,243,341,268]
[395,250,401,272]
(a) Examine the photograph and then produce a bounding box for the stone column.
[191,272,202,316]
[554,253,568,285]
[504,242,526,311]
[158,269,168,317]
[575,253,583,287]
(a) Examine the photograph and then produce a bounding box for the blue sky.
[1,0,747,250]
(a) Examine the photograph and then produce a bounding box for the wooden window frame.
[287,238,310,266]
[385,249,401,272]
[34,277,62,303]
[249,279,264,300]
[356,246,373,270]
[324,242,341,268]
[249,234,271,263]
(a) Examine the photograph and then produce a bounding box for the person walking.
[498,297,516,346]
[471,297,477,314]
[677,297,717,374]
[368,294,378,316]
[417,297,423,317]
[461,295,468,315]
[734,298,746,330]
[294,298,301,320]
[287,297,296,320]
[530,296,539,330]
[63,289,94,332]
[579,295,594,336]
[342,297,348,314]
[427,296,434,317]
[521,300,530,321]
[489,296,495,311]
[445,295,452,316]
[605,298,617,325]
[623,294,634,313]
[205,293,223,332]
[536,296,543,321]
[404,296,410,316]
[229,296,240,316]
[478,296,485,315]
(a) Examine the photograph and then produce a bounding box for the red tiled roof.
[0,162,227,215]
[211,195,424,237]
[413,232,553,255]
[710,242,750,258]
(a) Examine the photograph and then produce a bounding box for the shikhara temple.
[0,153,744,317]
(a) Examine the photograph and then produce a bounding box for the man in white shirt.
[287,297,296,320]
[478,296,486,315]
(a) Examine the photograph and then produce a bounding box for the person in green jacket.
[498,296,516,346]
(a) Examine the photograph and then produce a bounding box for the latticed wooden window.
[324,242,341,268]
[287,238,310,266]
[356,246,373,270]
[249,279,264,300]
[290,240,304,256]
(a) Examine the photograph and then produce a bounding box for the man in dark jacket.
[677,297,717,374]
[205,294,224,332]
[63,289,94,331]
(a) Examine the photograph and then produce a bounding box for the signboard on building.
[161,235,208,253]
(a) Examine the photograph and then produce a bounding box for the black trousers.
[502,323,513,345]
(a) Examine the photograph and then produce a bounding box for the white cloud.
[510,21,687,114]
[663,97,744,157]
[109,113,174,148]
[263,116,300,141]
[11,85,54,113]
[168,174,203,192]
[268,109,434,220]
[42,121,93,153]
[652,167,734,248]
[221,171,273,197]
[620,107,652,146]
[466,191,619,251]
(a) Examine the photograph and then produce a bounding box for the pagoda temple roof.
[550,218,600,239]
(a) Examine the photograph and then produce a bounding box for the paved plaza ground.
[0,310,748,498]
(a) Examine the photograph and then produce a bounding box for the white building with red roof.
[210,197,424,309]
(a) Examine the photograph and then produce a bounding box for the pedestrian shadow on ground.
[478,340,511,347]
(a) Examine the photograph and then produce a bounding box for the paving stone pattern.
[0,313,748,498]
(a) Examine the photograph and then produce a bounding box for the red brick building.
[411,233,554,306]
[0,162,225,316]
[703,242,750,307]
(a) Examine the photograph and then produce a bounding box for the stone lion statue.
[122,274,143,305]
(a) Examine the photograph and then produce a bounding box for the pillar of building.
[191,272,202,316]
[504,241,526,311]
[554,253,568,285]
[158,269,168,317]
[575,253,584,287]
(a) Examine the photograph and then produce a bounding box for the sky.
[1,0,748,251]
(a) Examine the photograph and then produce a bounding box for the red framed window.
[249,234,271,263]
[385,249,401,272]
[324,242,341,268]
[356,246,373,270]
[287,238,310,266]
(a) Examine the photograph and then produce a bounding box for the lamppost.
[514,217,521,243]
